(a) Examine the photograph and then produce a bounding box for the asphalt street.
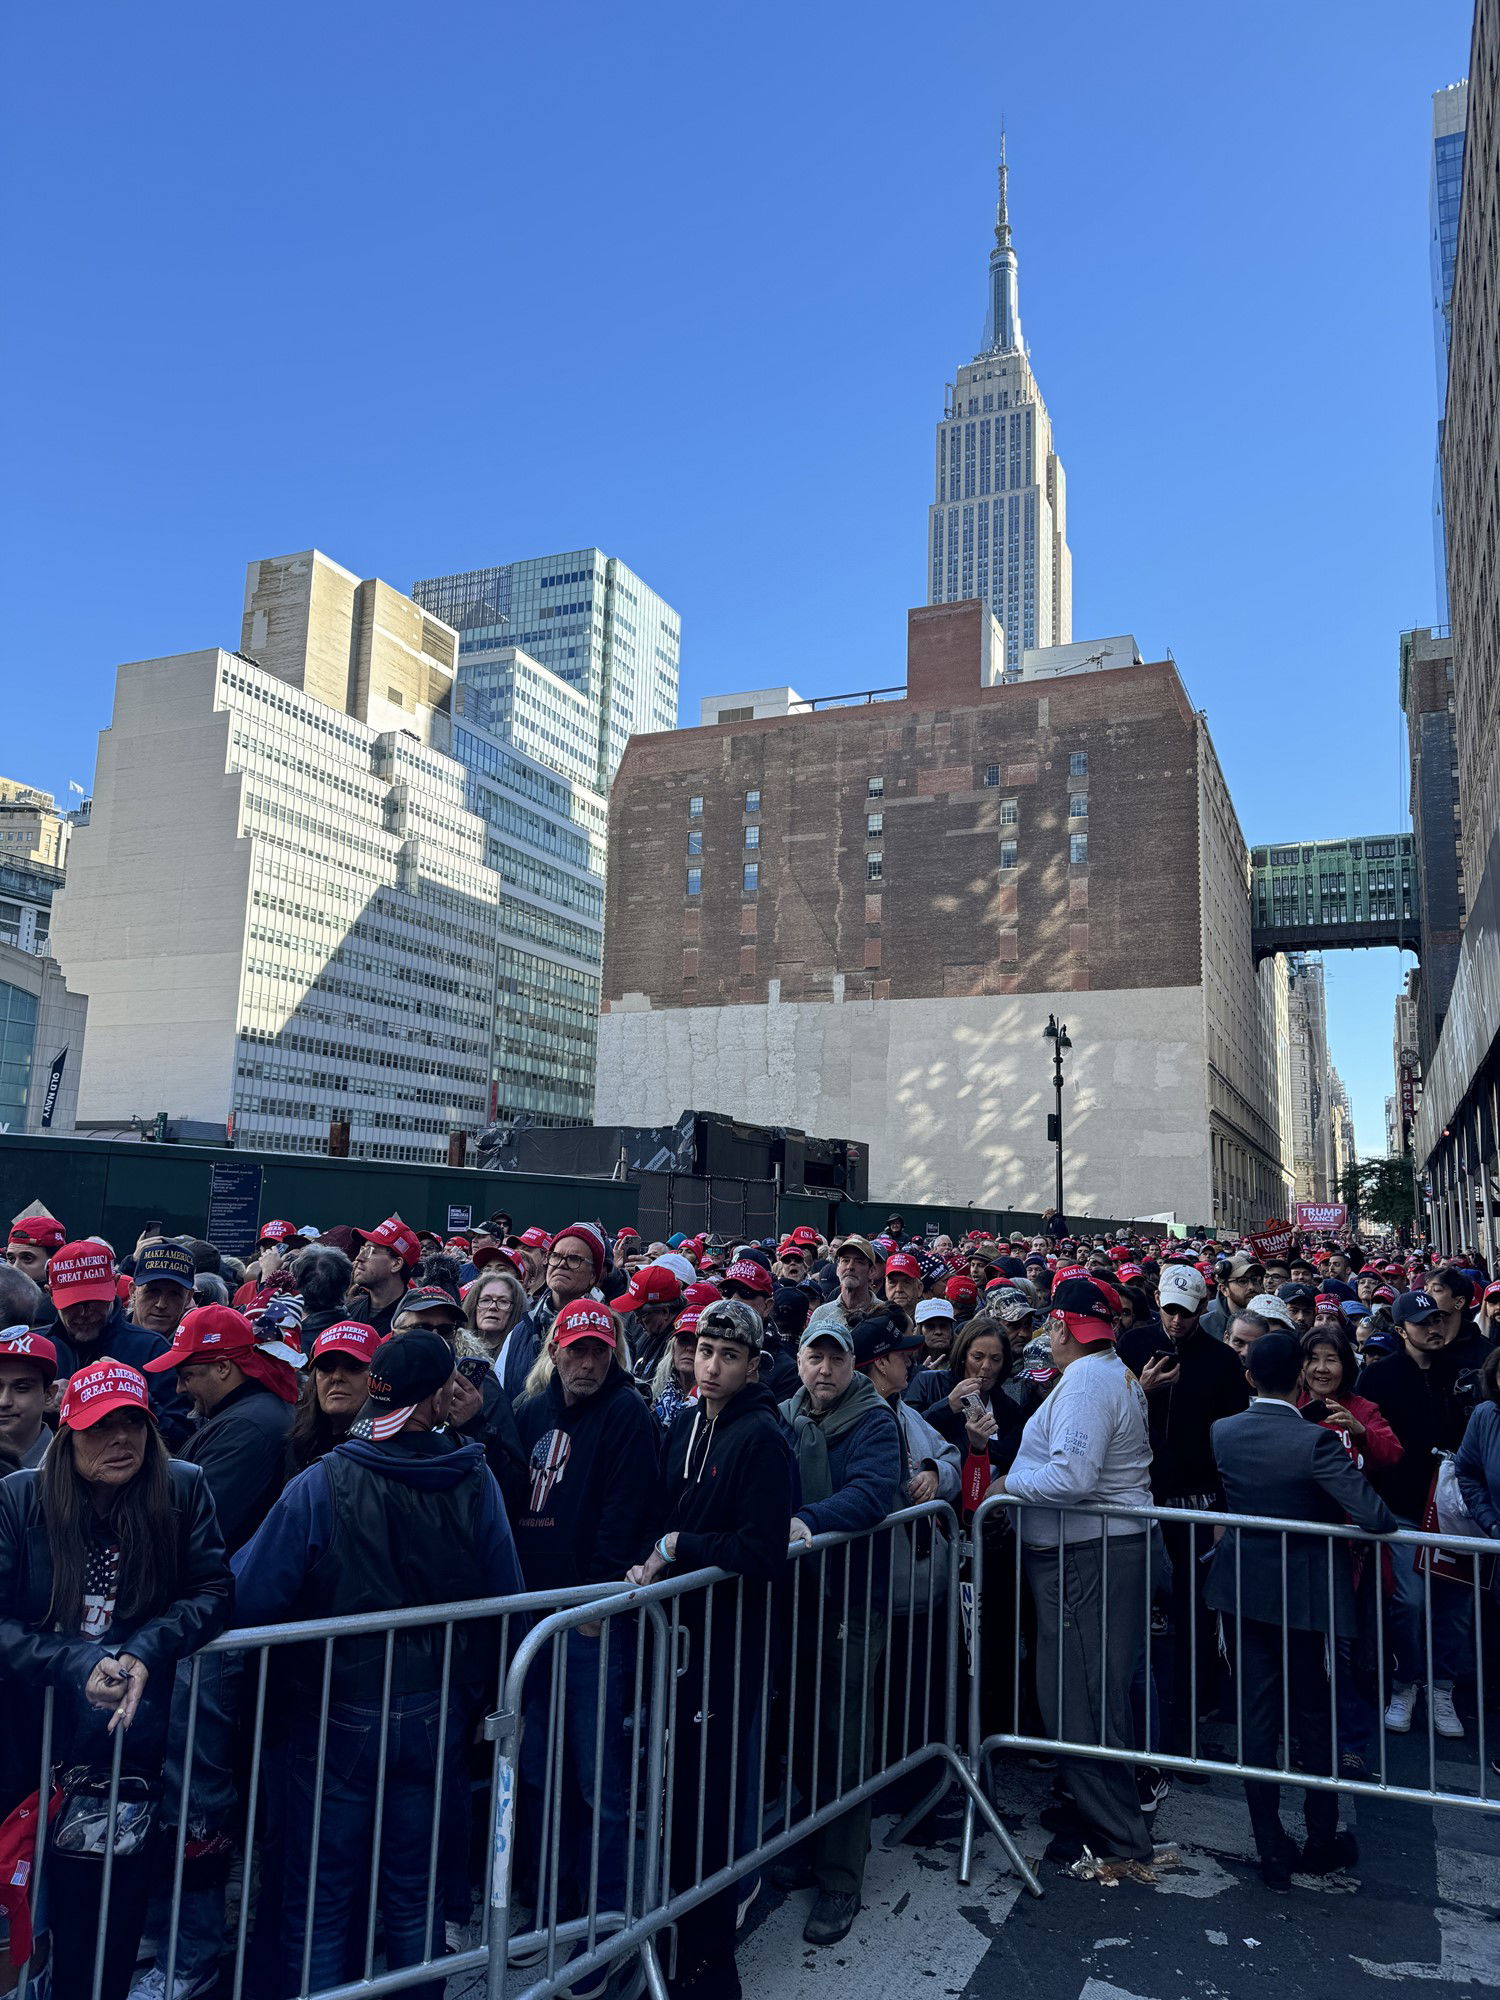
[734,1751,1500,2000]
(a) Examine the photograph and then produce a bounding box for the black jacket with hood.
[658,1382,793,1582]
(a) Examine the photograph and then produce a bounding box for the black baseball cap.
[1277,1283,1318,1306]
[852,1310,924,1368]
[1393,1290,1442,1327]
[355,1331,455,1441]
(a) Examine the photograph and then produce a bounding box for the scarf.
[780,1370,886,1505]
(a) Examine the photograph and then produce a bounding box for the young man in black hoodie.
[512,1298,660,1974]
[629,1297,793,2000]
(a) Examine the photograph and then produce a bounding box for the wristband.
[656,1536,675,1563]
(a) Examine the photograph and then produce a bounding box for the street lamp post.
[1043,1014,1072,1217]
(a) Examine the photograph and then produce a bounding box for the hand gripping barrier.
[6,1505,1037,2000]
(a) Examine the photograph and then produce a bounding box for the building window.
[866,812,883,837]
[868,776,884,799]
[742,861,759,892]
[999,839,1017,869]
[1070,833,1089,865]
[745,789,760,813]
[983,764,1000,787]
[689,796,703,817]
[999,798,1018,826]
[686,868,702,897]
[744,825,760,849]
[1069,794,1088,818]
[687,831,702,856]
[866,853,883,881]
[1069,752,1088,778]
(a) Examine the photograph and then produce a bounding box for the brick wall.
[604,603,1205,1012]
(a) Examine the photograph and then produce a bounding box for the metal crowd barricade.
[960,1489,1500,1877]
[487,1502,1040,2000]
[8,1504,1038,2000]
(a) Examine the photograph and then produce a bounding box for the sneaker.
[445,1921,467,1953]
[508,1904,548,1969]
[1384,1682,1417,1733]
[1431,1684,1465,1740]
[1339,1751,1369,1779]
[1136,1766,1170,1815]
[734,1877,760,1930]
[769,1858,813,1893]
[128,1967,219,2000]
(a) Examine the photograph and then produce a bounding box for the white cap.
[1245,1291,1297,1331]
[1158,1265,1208,1312]
[915,1297,956,1325]
[656,1252,696,1286]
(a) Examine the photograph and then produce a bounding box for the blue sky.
[1,0,1473,1158]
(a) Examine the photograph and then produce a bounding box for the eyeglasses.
[720,1284,760,1302]
[548,1252,593,1273]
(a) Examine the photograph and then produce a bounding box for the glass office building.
[414,550,681,791]
[415,549,681,1126]
[1431,81,1468,622]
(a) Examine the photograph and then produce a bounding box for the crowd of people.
[1,1201,1498,1999]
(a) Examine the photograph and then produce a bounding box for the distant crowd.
[2,1203,1499,2000]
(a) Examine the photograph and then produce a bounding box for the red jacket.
[1295,1389,1403,1470]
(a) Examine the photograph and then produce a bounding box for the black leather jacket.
[0,1459,231,1803]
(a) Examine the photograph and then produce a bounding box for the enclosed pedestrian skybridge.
[1250,834,1421,964]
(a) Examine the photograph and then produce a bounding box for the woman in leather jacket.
[0,1358,230,2000]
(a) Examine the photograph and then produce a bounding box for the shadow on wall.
[886,999,1206,1218]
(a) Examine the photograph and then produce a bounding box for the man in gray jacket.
[1208,1332,1398,1890]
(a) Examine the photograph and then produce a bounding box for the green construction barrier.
[0,1133,637,1258]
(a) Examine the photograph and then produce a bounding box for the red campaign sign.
[1293,1201,1347,1232]
[1247,1228,1295,1260]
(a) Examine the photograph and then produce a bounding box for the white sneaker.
[1431,1683,1465,1739]
[445,1920,467,1953]
[128,1966,218,2000]
[1384,1682,1417,1733]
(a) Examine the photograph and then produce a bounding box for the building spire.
[982,131,1022,355]
[995,125,1011,252]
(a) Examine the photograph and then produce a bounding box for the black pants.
[1228,1617,1338,1857]
[1160,1517,1221,1754]
[50,1847,153,2000]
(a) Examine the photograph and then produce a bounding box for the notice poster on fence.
[1293,1200,1348,1233]
[446,1203,473,1234]
[205,1162,264,1260]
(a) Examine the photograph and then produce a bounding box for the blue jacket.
[232,1431,523,1617]
[778,1394,901,1539]
[1456,1401,1500,1539]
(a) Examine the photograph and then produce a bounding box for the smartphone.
[1301,1398,1330,1424]
[456,1356,491,1389]
[144,1220,163,1237]
[961,1393,985,1419]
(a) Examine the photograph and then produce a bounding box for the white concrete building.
[53,558,502,1161]
[927,143,1072,672]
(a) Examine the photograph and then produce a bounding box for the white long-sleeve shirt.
[1006,1350,1152,1545]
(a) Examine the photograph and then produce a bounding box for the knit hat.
[553,1222,607,1280]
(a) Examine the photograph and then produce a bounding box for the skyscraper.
[1430,81,1468,621]
[927,144,1072,672]
[413,551,681,791]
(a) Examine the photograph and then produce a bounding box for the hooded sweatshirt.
[232,1427,523,1701]
[658,1381,793,1581]
[513,1364,660,1591]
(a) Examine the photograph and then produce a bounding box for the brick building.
[598,601,1290,1230]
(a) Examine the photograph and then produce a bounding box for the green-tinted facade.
[1251,835,1415,934]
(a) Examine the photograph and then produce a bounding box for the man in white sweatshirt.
[1001,1276,1155,1863]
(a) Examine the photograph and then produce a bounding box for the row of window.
[984,751,1088,786]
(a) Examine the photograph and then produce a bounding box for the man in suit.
[1207,1332,1398,1890]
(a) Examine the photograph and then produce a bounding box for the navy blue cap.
[134,1241,196,1292]
[1393,1289,1442,1326]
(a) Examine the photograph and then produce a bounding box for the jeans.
[278,1689,459,2000]
[1389,1517,1477,1687]
[518,1626,631,1922]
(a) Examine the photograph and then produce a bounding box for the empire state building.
[927,144,1072,670]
